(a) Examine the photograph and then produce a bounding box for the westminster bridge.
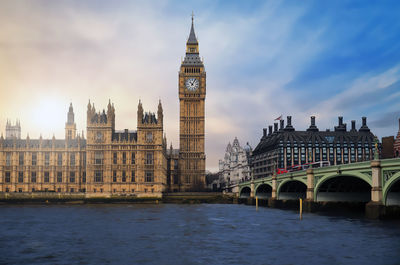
[238,158,400,218]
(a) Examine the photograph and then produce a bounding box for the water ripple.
[0,204,399,265]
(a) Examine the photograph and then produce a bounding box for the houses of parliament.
[0,19,206,197]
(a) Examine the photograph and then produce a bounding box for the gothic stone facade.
[0,19,207,196]
[218,138,252,191]
[177,18,206,191]
[0,136,86,194]
[85,100,167,197]
[0,101,167,197]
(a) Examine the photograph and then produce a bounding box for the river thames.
[0,204,399,265]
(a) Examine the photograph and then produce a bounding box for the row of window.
[113,152,134,164]
[254,148,374,172]
[254,141,373,160]
[4,152,85,167]
[184,67,200,73]
[3,171,154,183]
[94,152,153,165]
[3,151,156,167]
[113,170,135,182]
[4,187,80,193]
[3,171,85,183]
[94,170,154,183]
[4,188,156,193]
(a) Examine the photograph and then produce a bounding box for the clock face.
[96,132,103,142]
[146,132,153,142]
[185,78,199,91]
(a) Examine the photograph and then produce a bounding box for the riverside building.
[0,18,207,196]
[218,137,252,191]
[251,116,377,179]
[394,119,400,158]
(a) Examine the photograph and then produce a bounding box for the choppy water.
[0,204,399,265]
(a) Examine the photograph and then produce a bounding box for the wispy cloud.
[0,1,399,171]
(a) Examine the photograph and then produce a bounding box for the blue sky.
[0,0,399,171]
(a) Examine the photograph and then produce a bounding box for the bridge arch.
[315,173,371,202]
[239,186,251,198]
[255,183,272,199]
[277,179,307,200]
[383,172,400,206]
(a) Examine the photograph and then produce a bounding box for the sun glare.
[30,98,66,137]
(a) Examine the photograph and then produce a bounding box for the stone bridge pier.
[365,160,385,218]
[299,160,386,217]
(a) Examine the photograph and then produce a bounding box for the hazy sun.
[30,97,67,137]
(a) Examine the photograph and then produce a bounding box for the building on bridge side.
[394,118,400,158]
[217,137,252,192]
[380,118,400,159]
[381,136,394,159]
[251,116,377,179]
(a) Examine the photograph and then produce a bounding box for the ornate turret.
[158,100,163,125]
[182,14,203,67]
[87,100,92,112]
[107,99,116,129]
[52,134,56,148]
[67,103,74,124]
[87,100,96,123]
[233,137,240,147]
[137,100,143,126]
[5,119,21,139]
[137,101,160,126]
[87,100,114,129]
[226,142,232,153]
[163,133,167,149]
[187,14,198,48]
[65,103,77,140]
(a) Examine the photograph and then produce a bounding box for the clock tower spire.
[178,16,206,191]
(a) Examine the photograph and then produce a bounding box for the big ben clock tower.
[178,16,206,191]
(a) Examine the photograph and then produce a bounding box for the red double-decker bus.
[277,161,330,174]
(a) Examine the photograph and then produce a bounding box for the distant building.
[6,120,21,139]
[166,146,180,192]
[218,137,252,192]
[205,172,220,191]
[381,136,394,159]
[395,118,400,158]
[251,116,377,179]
